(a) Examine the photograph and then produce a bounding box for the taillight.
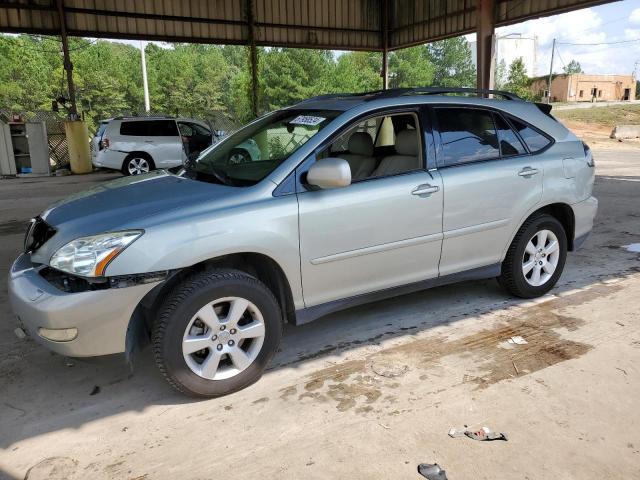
[99,138,110,150]
[583,142,595,167]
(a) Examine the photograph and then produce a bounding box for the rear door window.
[434,108,500,166]
[508,117,552,152]
[120,120,179,137]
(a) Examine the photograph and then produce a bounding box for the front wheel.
[498,214,567,298]
[228,149,250,165]
[152,269,282,397]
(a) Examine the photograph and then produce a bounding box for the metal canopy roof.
[0,0,618,51]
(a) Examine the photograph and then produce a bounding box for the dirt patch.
[282,283,621,412]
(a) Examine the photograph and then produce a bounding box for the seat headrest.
[395,130,419,156]
[348,132,374,157]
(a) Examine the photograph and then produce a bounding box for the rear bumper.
[572,196,598,250]
[92,149,127,170]
[8,253,160,357]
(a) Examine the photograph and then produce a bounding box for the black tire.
[498,214,567,298]
[122,153,155,176]
[152,269,282,397]
[228,149,250,164]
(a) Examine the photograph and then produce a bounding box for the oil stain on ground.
[280,282,622,412]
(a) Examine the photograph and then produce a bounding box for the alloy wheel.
[128,157,150,175]
[522,229,560,287]
[182,297,266,380]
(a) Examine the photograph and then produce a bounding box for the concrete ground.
[1,136,639,479]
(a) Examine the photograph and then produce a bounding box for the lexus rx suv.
[9,88,597,397]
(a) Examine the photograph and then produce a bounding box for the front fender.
[105,194,304,309]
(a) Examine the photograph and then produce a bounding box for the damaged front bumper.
[8,253,163,357]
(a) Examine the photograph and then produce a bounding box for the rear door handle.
[412,184,439,196]
[518,167,539,177]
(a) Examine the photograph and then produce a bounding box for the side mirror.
[306,158,352,189]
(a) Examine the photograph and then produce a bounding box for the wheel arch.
[125,251,295,362]
[505,203,575,260]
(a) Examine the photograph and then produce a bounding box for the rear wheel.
[498,214,567,298]
[152,269,282,397]
[123,154,154,175]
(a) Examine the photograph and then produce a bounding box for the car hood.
[33,171,241,263]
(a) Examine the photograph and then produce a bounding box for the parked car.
[92,117,260,175]
[9,88,597,397]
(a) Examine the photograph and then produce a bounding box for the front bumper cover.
[8,253,161,357]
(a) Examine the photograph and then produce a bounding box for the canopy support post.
[476,0,496,93]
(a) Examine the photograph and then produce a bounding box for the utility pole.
[546,38,556,104]
[140,41,150,112]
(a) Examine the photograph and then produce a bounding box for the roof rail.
[112,115,174,120]
[367,87,523,101]
[294,87,523,107]
[296,91,380,104]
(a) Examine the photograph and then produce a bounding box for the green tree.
[388,45,434,88]
[563,59,583,74]
[331,51,382,93]
[504,57,533,100]
[494,59,507,90]
[0,35,59,114]
[427,37,476,87]
[70,38,143,129]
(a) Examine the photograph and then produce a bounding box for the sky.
[465,0,640,76]
[106,0,640,77]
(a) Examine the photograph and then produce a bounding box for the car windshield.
[184,109,340,186]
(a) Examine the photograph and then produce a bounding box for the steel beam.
[475,0,495,91]
[247,0,259,118]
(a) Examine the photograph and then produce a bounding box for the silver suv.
[9,88,597,397]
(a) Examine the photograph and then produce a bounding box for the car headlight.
[50,230,143,277]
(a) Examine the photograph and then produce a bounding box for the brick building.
[530,73,636,102]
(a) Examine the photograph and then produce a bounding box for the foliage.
[1,34,481,129]
[563,59,583,74]
[504,57,534,101]
[330,51,382,93]
[388,46,434,88]
[426,37,476,88]
[493,59,507,90]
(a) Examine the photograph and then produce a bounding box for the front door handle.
[518,167,539,177]
[412,184,440,196]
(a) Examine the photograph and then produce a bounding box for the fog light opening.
[38,327,78,342]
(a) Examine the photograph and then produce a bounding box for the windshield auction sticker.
[289,115,326,126]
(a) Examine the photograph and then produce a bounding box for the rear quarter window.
[508,117,552,153]
[96,122,109,138]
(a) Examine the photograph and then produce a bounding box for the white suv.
[91,117,214,175]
